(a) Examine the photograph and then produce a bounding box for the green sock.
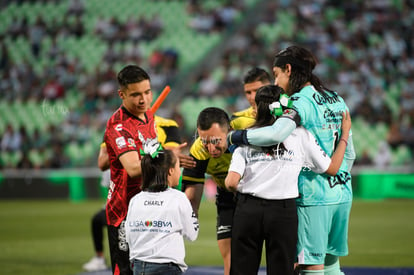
[324,255,344,275]
[299,270,324,275]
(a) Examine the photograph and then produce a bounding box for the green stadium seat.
[391,145,413,166]
[28,149,44,167]
[65,141,82,166]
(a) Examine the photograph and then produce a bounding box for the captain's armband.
[281,109,301,126]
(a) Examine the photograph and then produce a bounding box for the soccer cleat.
[82,256,108,271]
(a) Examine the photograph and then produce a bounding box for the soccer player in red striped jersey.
[104,65,157,275]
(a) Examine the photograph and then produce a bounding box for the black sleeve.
[162,126,181,144]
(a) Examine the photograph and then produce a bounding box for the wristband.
[340,138,348,146]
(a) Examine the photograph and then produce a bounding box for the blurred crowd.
[184,0,414,165]
[0,0,413,169]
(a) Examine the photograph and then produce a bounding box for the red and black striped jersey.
[104,106,157,226]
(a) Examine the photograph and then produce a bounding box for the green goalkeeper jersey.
[292,85,355,206]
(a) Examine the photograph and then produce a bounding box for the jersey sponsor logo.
[323,109,342,124]
[107,180,115,200]
[127,138,136,148]
[217,225,231,234]
[118,220,128,251]
[115,123,123,131]
[115,136,127,149]
[328,171,351,188]
[313,93,340,105]
[129,220,173,228]
[322,123,340,130]
[192,212,200,231]
[247,149,294,163]
[144,200,164,206]
[309,252,324,258]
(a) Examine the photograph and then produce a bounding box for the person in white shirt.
[225,85,351,275]
[126,143,199,275]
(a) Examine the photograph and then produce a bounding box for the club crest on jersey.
[116,137,127,149]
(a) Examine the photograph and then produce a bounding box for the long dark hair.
[141,149,176,192]
[253,85,288,156]
[273,45,334,97]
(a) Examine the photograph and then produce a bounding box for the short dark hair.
[243,67,271,84]
[197,107,230,131]
[117,65,150,90]
[141,149,176,192]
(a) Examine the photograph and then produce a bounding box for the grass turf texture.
[0,199,413,275]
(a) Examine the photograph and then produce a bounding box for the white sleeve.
[302,130,331,174]
[125,197,135,246]
[100,169,111,188]
[228,146,246,177]
[180,194,199,242]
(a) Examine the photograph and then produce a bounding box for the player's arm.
[119,151,142,178]
[228,110,300,147]
[225,171,241,192]
[97,142,110,171]
[225,146,244,192]
[344,133,356,172]
[182,153,209,216]
[183,184,204,217]
[325,111,351,175]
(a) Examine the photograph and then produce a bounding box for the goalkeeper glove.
[227,130,249,146]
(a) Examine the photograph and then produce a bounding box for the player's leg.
[297,205,328,273]
[325,201,352,275]
[216,187,236,275]
[230,193,263,275]
[83,208,108,271]
[92,208,107,256]
[324,255,344,275]
[264,198,297,275]
[216,206,233,275]
[107,221,132,275]
[218,238,231,275]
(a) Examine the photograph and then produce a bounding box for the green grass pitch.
[0,199,413,275]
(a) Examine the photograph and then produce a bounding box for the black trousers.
[230,193,298,275]
[91,208,107,252]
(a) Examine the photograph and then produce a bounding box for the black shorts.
[108,220,133,275]
[216,186,236,240]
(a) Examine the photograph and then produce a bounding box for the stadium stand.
[0,0,413,169]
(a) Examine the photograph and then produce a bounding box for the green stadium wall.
[1,168,414,202]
